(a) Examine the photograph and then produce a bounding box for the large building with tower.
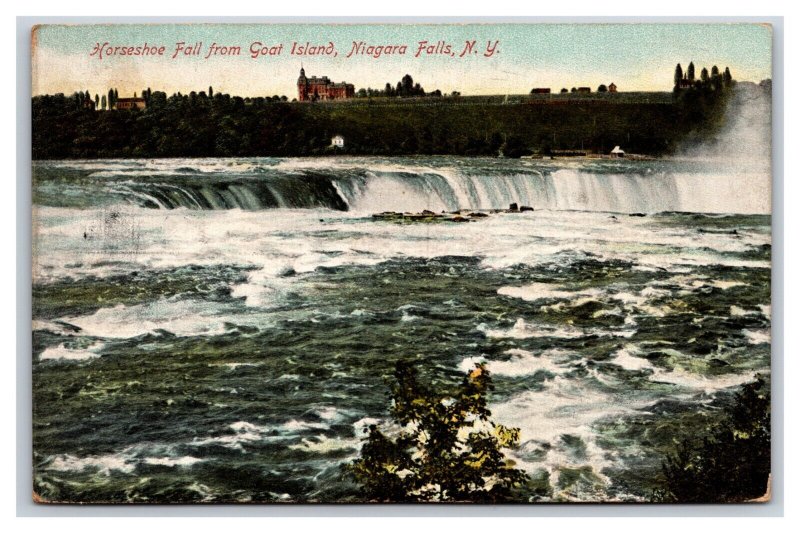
[297,67,355,101]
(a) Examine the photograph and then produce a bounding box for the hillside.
[31,88,745,159]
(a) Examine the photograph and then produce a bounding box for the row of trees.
[33,72,746,159]
[355,74,443,98]
[674,62,734,91]
[533,85,614,95]
[68,88,134,111]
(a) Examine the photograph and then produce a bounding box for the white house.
[610,146,625,157]
[331,135,345,148]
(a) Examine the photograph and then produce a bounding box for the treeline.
[674,62,734,92]
[32,82,748,159]
[355,74,442,98]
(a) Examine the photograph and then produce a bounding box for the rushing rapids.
[32,156,771,503]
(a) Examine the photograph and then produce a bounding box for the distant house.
[530,88,551,94]
[677,78,694,89]
[115,97,146,110]
[610,146,625,158]
[331,135,345,148]
[577,87,591,93]
[608,83,617,93]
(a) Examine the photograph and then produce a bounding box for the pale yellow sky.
[32,24,772,98]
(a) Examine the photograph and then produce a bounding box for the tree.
[700,67,709,83]
[598,84,608,93]
[101,94,106,110]
[570,87,577,93]
[209,86,213,98]
[401,74,414,96]
[723,67,733,87]
[560,88,568,93]
[350,361,529,502]
[687,62,695,82]
[711,65,721,90]
[655,376,770,503]
[674,63,683,88]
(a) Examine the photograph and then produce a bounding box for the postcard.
[31,22,772,503]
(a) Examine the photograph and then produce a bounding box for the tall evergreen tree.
[101,94,107,110]
[723,67,732,86]
[701,67,709,83]
[674,63,683,88]
[687,62,695,82]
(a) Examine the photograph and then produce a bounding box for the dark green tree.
[598,84,608,92]
[655,376,771,503]
[723,67,733,87]
[674,63,683,88]
[350,361,529,502]
[687,62,695,82]
[700,67,709,83]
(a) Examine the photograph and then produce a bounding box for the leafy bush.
[350,361,529,502]
[655,375,771,502]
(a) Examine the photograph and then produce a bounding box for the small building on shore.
[608,82,617,93]
[331,135,345,148]
[115,97,146,110]
[610,146,625,158]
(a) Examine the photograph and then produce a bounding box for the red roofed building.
[297,68,355,101]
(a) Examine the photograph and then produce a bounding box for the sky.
[31,23,772,98]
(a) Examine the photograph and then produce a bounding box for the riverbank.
[32,86,748,159]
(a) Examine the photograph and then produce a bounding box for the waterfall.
[33,158,770,215]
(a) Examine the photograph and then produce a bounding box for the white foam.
[612,345,653,372]
[143,456,203,467]
[459,349,569,377]
[651,366,757,393]
[47,453,134,475]
[59,300,231,339]
[39,342,103,361]
[744,329,771,345]
[288,435,360,454]
[497,283,575,302]
[478,318,585,340]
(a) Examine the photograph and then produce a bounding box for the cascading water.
[33,156,770,215]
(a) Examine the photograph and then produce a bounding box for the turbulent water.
[32,156,771,502]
